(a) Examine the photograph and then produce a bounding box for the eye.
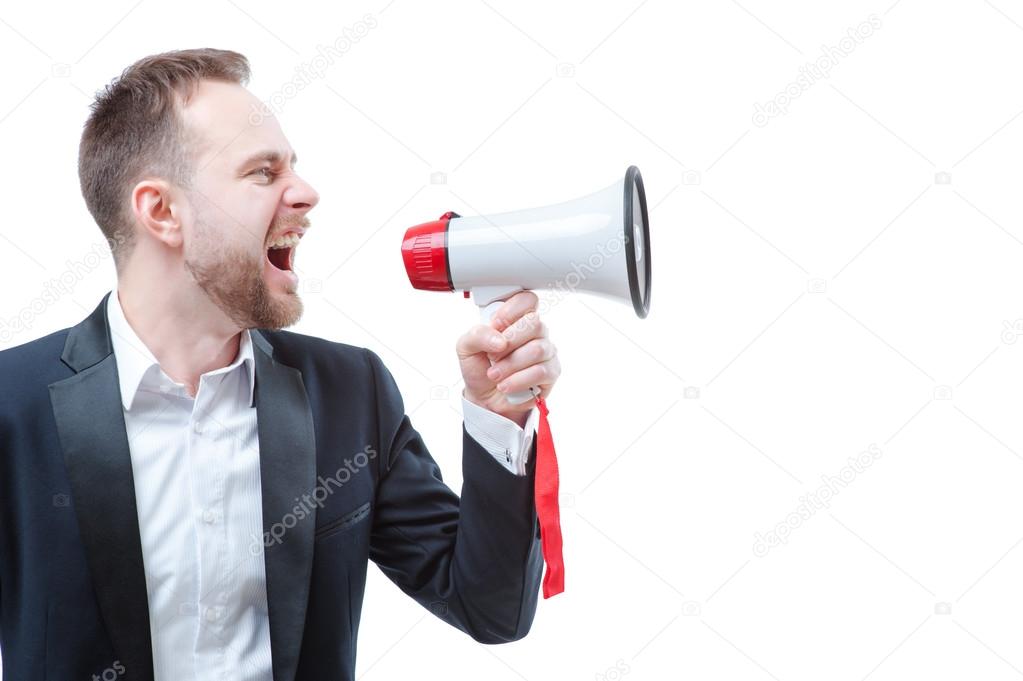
[252,167,276,182]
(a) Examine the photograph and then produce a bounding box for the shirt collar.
[105,290,256,411]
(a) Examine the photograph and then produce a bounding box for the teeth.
[268,233,301,250]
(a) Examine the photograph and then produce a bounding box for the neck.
[116,263,243,397]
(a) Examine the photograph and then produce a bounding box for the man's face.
[179,80,319,330]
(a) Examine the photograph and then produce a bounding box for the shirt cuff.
[461,395,538,476]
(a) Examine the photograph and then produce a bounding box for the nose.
[284,173,320,212]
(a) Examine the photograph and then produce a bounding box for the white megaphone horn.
[401,165,652,404]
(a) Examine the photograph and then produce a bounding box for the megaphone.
[401,165,652,403]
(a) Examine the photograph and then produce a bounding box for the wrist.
[463,389,530,428]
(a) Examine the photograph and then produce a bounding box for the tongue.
[268,247,290,271]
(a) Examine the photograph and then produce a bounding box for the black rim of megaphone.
[623,165,652,318]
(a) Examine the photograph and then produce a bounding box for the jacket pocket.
[314,501,371,540]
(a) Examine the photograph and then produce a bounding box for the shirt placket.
[190,372,231,677]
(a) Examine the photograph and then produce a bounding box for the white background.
[3,0,1023,679]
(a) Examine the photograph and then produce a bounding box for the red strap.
[534,396,564,598]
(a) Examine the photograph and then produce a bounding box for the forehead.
[181,79,292,169]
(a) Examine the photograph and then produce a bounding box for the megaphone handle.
[480,301,538,406]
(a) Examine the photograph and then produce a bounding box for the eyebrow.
[237,149,298,171]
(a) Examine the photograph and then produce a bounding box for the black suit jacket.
[0,294,543,680]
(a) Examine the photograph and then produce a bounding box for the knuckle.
[474,325,495,344]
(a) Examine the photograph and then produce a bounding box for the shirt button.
[194,421,204,434]
[203,510,216,524]
[205,607,219,622]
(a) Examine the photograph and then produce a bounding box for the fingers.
[496,309,547,359]
[455,324,508,359]
[495,355,561,395]
[489,291,539,332]
[456,293,561,404]
[462,303,547,361]
[487,338,556,383]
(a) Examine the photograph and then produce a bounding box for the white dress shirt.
[105,290,536,680]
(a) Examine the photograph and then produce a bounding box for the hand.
[456,291,561,427]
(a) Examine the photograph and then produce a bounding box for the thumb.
[456,324,508,360]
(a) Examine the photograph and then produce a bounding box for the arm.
[365,348,543,643]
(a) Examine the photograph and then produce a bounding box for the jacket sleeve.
[363,348,543,643]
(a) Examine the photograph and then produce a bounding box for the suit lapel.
[251,330,318,681]
[49,293,155,681]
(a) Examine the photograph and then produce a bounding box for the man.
[0,48,560,681]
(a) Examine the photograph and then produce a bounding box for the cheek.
[185,221,252,268]
[191,180,279,250]
[199,205,263,251]
[238,193,280,239]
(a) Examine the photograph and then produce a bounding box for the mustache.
[265,214,311,241]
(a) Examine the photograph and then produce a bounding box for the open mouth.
[266,233,300,272]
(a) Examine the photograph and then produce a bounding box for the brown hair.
[78,48,251,267]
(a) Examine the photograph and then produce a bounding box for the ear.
[131,179,184,249]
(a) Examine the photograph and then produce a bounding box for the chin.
[260,289,303,330]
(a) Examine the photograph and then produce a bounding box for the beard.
[184,211,306,330]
